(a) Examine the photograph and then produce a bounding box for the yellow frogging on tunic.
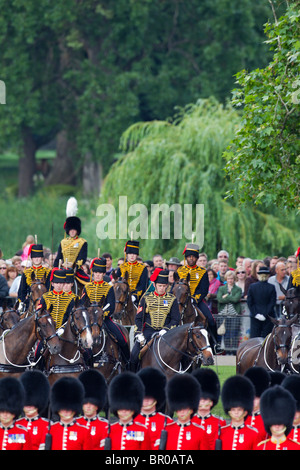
[42,291,73,329]
[177,265,206,301]
[119,262,145,296]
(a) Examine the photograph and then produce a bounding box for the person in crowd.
[135,367,173,450]
[217,271,242,352]
[256,385,300,450]
[105,372,151,450]
[166,257,181,272]
[205,268,221,315]
[217,250,230,264]
[153,254,164,268]
[21,235,35,261]
[243,258,253,277]
[0,265,9,308]
[244,259,264,297]
[5,265,18,289]
[247,266,277,338]
[236,255,245,268]
[17,370,50,450]
[217,260,229,284]
[165,374,210,450]
[268,261,289,317]
[192,368,226,450]
[12,255,22,275]
[244,367,270,443]
[287,255,297,276]
[197,252,208,268]
[220,375,260,450]
[235,267,247,298]
[102,252,114,277]
[269,256,279,275]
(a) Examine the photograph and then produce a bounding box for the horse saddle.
[138,336,156,360]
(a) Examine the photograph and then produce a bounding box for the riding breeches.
[104,317,130,360]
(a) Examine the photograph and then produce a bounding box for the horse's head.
[282,287,300,319]
[85,298,105,347]
[113,276,130,320]
[35,307,61,355]
[270,314,298,366]
[71,301,94,349]
[0,301,20,330]
[30,273,47,306]
[188,324,214,366]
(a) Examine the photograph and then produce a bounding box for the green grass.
[206,365,236,419]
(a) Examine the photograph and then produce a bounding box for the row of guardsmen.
[0,366,299,450]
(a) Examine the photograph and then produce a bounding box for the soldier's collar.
[93,281,104,285]
[53,290,64,295]
[154,292,167,297]
[32,265,43,270]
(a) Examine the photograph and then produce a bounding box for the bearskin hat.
[79,369,107,412]
[0,377,24,417]
[269,370,286,386]
[244,367,270,397]
[282,375,300,411]
[137,367,167,411]
[50,377,84,416]
[221,375,255,417]
[260,385,296,436]
[167,374,201,414]
[108,372,144,417]
[20,370,50,414]
[192,368,221,408]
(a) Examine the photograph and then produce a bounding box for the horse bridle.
[69,306,93,343]
[273,324,292,352]
[114,280,130,318]
[35,311,58,347]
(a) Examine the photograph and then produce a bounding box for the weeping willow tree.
[93,98,299,262]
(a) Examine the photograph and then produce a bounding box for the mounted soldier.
[177,243,222,354]
[129,269,180,372]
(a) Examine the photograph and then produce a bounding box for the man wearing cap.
[177,243,221,353]
[62,268,78,301]
[53,197,89,285]
[17,243,51,310]
[116,240,148,305]
[220,375,260,450]
[49,377,91,450]
[256,385,300,450]
[165,374,210,450]
[247,265,277,338]
[17,370,50,450]
[0,377,32,450]
[37,269,74,330]
[81,258,130,365]
[77,369,108,450]
[130,269,180,372]
[105,372,151,450]
[135,367,173,450]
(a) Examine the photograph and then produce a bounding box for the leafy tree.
[224,0,300,211]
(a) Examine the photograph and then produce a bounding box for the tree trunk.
[18,127,37,197]
[82,151,102,196]
[44,130,77,186]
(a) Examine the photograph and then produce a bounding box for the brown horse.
[113,273,136,325]
[0,307,61,379]
[281,285,300,320]
[172,275,207,325]
[0,303,20,331]
[140,323,214,379]
[86,300,130,383]
[236,315,298,374]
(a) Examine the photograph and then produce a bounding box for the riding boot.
[208,324,224,355]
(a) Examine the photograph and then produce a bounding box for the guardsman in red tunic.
[17,370,50,450]
[105,372,151,450]
[220,375,260,450]
[256,385,300,450]
[0,377,32,450]
[165,374,210,450]
[135,367,173,450]
[191,368,226,449]
[49,377,92,450]
[244,366,270,443]
[282,375,300,445]
[77,369,108,450]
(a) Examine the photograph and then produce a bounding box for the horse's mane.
[165,323,190,339]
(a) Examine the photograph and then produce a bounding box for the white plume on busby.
[64,197,81,235]
[66,197,78,218]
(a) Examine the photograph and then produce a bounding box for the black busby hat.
[50,268,66,284]
[150,268,169,285]
[125,240,139,255]
[20,370,50,414]
[182,243,199,258]
[79,369,107,412]
[282,375,300,411]
[221,375,255,417]
[63,268,74,283]
[28,244,44,258]
[90,258,106,273]
[260,385,296,436]
[137,367,167,411]
[50,377,84,416]
[269,370,286,387]
[244,367,270,397]
[192,368,221,408]
[0,377,24,417]
[108,372,144,417]
[167,374,201,414]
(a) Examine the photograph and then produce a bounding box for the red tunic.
[219,423,260,450]
[192,413,226,450]
[0,422,32,450]
[134,411,173,450]
[287,425,300,445]
[165,420,210,450]
[49,420,92,450]
[106,420,151,450]
[255,436,300,450]
[76,415,108,450]
[16,416,49,450]
[245,412,268,443]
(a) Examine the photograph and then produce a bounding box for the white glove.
[57,327,65,336]
[159,329,167,336]
[255,314,266,322]
[135,333,145,344]
[131,295,136,303]
[18,302,25,313]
